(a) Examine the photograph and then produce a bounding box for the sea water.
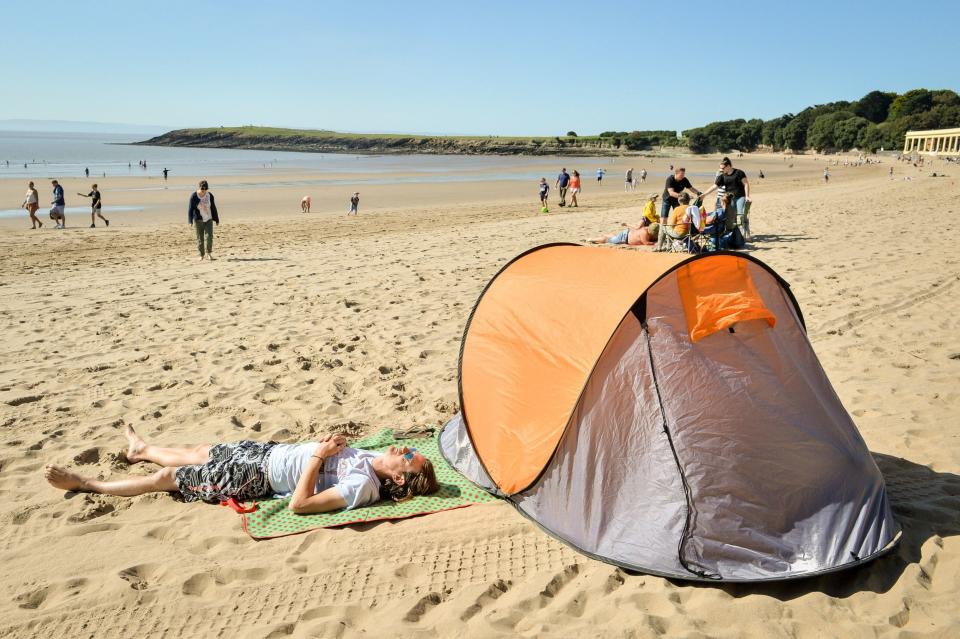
[0,130,614,180]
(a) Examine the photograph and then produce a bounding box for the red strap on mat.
[220,497,257,514]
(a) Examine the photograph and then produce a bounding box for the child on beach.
[538,178,550,210]
[78,183,109,228]
[349,192,359,215]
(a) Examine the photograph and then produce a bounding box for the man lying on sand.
[45,425,438,514]
[588,217,657,246]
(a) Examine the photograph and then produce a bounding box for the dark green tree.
[781,117,808,151]
[889,89,934,120]
[852,91,895,123]
[834,116,871,150]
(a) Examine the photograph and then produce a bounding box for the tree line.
[679,89,960,153]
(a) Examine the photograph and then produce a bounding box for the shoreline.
[1,152,892,230]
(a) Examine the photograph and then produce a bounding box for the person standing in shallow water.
[349,192,359,215]
[188,180,219,260]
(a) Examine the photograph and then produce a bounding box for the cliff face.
[136,129,647,156]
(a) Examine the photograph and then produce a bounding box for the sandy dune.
[0,154,958,638]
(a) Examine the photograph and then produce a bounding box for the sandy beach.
[1,152,958,638]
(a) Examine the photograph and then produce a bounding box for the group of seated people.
[589,192,745,252]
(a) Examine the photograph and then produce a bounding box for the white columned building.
[904,127,960,155]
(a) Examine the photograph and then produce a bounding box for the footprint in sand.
[67,496,115,523]
[72,447,102,465]
[118,563,164,591]
[14,578,88,610]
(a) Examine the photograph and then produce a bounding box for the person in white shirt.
[45,424,438,514]
[21,181,41,229]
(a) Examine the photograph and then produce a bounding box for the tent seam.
[643,323,721,581]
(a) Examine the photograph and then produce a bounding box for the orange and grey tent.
[440,244,899,582]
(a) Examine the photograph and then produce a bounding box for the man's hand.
[315,434,347,458]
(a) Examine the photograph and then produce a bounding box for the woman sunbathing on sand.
[45,425,438,514]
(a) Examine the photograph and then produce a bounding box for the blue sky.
[2,0,958,135]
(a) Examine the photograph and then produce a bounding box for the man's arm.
[288,435,347,513]
[742,176,750,200]
[289,485,347,514]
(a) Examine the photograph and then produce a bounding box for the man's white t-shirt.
[267,445,381,509]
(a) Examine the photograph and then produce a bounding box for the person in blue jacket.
[187,180,219,260]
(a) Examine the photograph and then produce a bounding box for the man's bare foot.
[45,465,90,492]
[124,423,148,464]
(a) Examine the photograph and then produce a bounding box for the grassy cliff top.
[156,126,605,143]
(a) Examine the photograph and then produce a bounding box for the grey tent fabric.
[443,252,900,582]
[439,413,502,497]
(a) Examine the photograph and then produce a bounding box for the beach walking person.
[78,183,109,227]
[163,168,169,181]
[655,168,702,251]
[22,181,42,229]
[49,179,66,229]
[349,192,359,215]
[625,168,634,192]
[538,178,550,211]
[555,168,570,207]
[701,156,750,239]
[45,424,438,515]
[569,170,582,207]
[596,168,605,185]
[301,195,311,213]
[188,179,219,260]
[84,167,89,178]
[823,167,829,182]
[640,168,647,183]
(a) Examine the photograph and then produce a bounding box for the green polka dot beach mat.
[235,429,496,540]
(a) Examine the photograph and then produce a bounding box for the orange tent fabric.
[676,256,776,343]
[460,246,687,494]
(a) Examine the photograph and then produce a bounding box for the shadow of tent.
[672,453,960,598]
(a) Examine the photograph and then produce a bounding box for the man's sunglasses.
[403,448,417,460]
